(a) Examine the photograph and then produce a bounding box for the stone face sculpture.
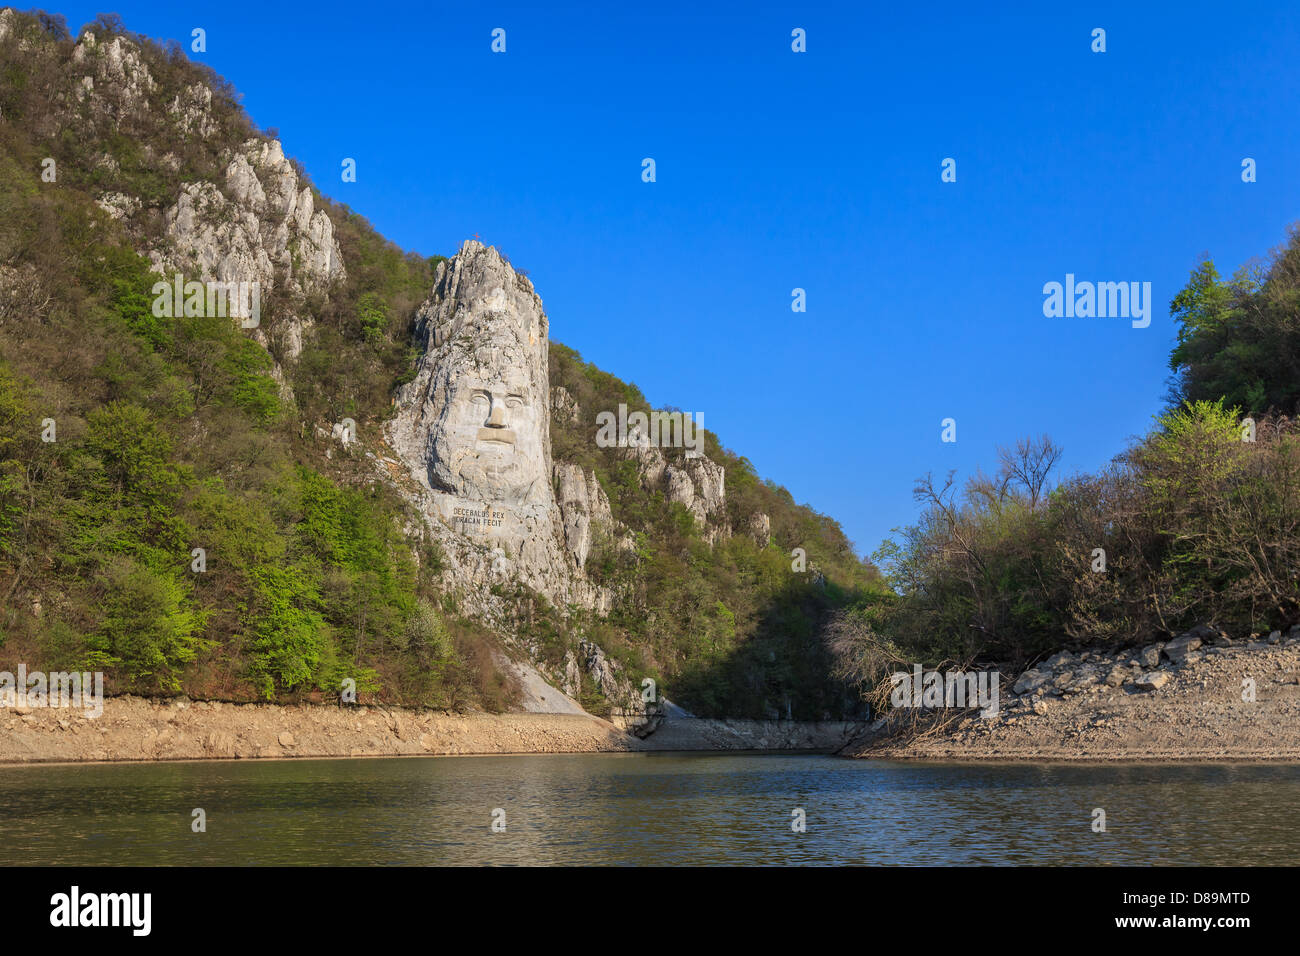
[391,240,552,515]
[425,340,546,506]
[389,240,576,599]
[388,241,633,616]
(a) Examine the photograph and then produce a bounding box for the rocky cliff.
[0,8,877,724]
[387,242,606,611]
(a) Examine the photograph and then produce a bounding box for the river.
[2,753,1298,865]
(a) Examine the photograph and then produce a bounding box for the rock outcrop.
[554,462,612,571]
[70,31,155,120]
[60,29,345,369]
[662,456,728,540]
[387,241,604,612]
[566,639,664,736]
[150,138,344,364]
[550,385,580,425]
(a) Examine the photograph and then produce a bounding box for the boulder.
[1012,670,1051,695]
[1162,633,1203,665]
[1138,644,1163,668]
[1044,652,1073,671]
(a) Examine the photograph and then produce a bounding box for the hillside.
[0,8,881,721]
[828,223,1300,714]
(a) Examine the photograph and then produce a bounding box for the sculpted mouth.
[477,428,516,446]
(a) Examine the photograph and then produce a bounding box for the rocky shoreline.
[0,696,865,765]
[8,625,1299,766]
[848,625,1300,761]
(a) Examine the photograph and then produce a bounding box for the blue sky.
[52,0,1300,559]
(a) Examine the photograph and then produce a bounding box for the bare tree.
[997,435,1063,509]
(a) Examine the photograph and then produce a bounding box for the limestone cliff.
[0,9,871,724]
[386,241,612,614]
[34,20,347,390]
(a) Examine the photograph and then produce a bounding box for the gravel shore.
[847,632,1300,761]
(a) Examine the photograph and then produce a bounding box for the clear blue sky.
[53,0,1300,559]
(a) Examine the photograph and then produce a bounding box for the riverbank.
[11,628,1297,765]
[0,695,866,764]
[846,628,1300,761]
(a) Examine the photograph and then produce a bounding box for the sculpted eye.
[470,392,490,405]
[505,395,524,409]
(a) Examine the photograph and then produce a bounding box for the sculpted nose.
[486,397,508,428]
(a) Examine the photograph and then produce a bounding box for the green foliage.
[356,292,388,344]
[0,365,32,555]
[90,556,207,689]
[0,8,881,721]
[0,13,477,707]
[242,563,329,698]
[847,399,1300,701]
[547,343,882,718]
[1170,229,1300,416]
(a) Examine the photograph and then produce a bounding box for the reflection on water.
[1,754,1297,865]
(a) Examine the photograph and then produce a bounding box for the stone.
[1103,666,1129,687]
[1068,669,1099,693]
[204,732,236,758]
[550,385,580,425]
[72,34,156,118]
[1138,644,1163,668]
[1133,671,1171,691]
[1013,670,1050,695]
[149,136,345,390]
[394,244,550,504]
[95,191,141,220]
[277,731,295,748]
[1162,633,1203,665]
[388,241,582,604]
[561,650,582,699]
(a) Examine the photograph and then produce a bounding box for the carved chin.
[452,461,532,502]
[429,433,540,503]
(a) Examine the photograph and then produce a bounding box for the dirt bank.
[846,634,1300,761]
[0,696,868,764]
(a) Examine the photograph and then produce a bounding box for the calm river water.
[2,753,1298,865]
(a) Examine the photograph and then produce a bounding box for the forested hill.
[0,8,881,719]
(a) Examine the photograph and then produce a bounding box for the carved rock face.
[389,241,561,572]
[397,243,551,508]
[388,240,618,614]
[426,338,547,505]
